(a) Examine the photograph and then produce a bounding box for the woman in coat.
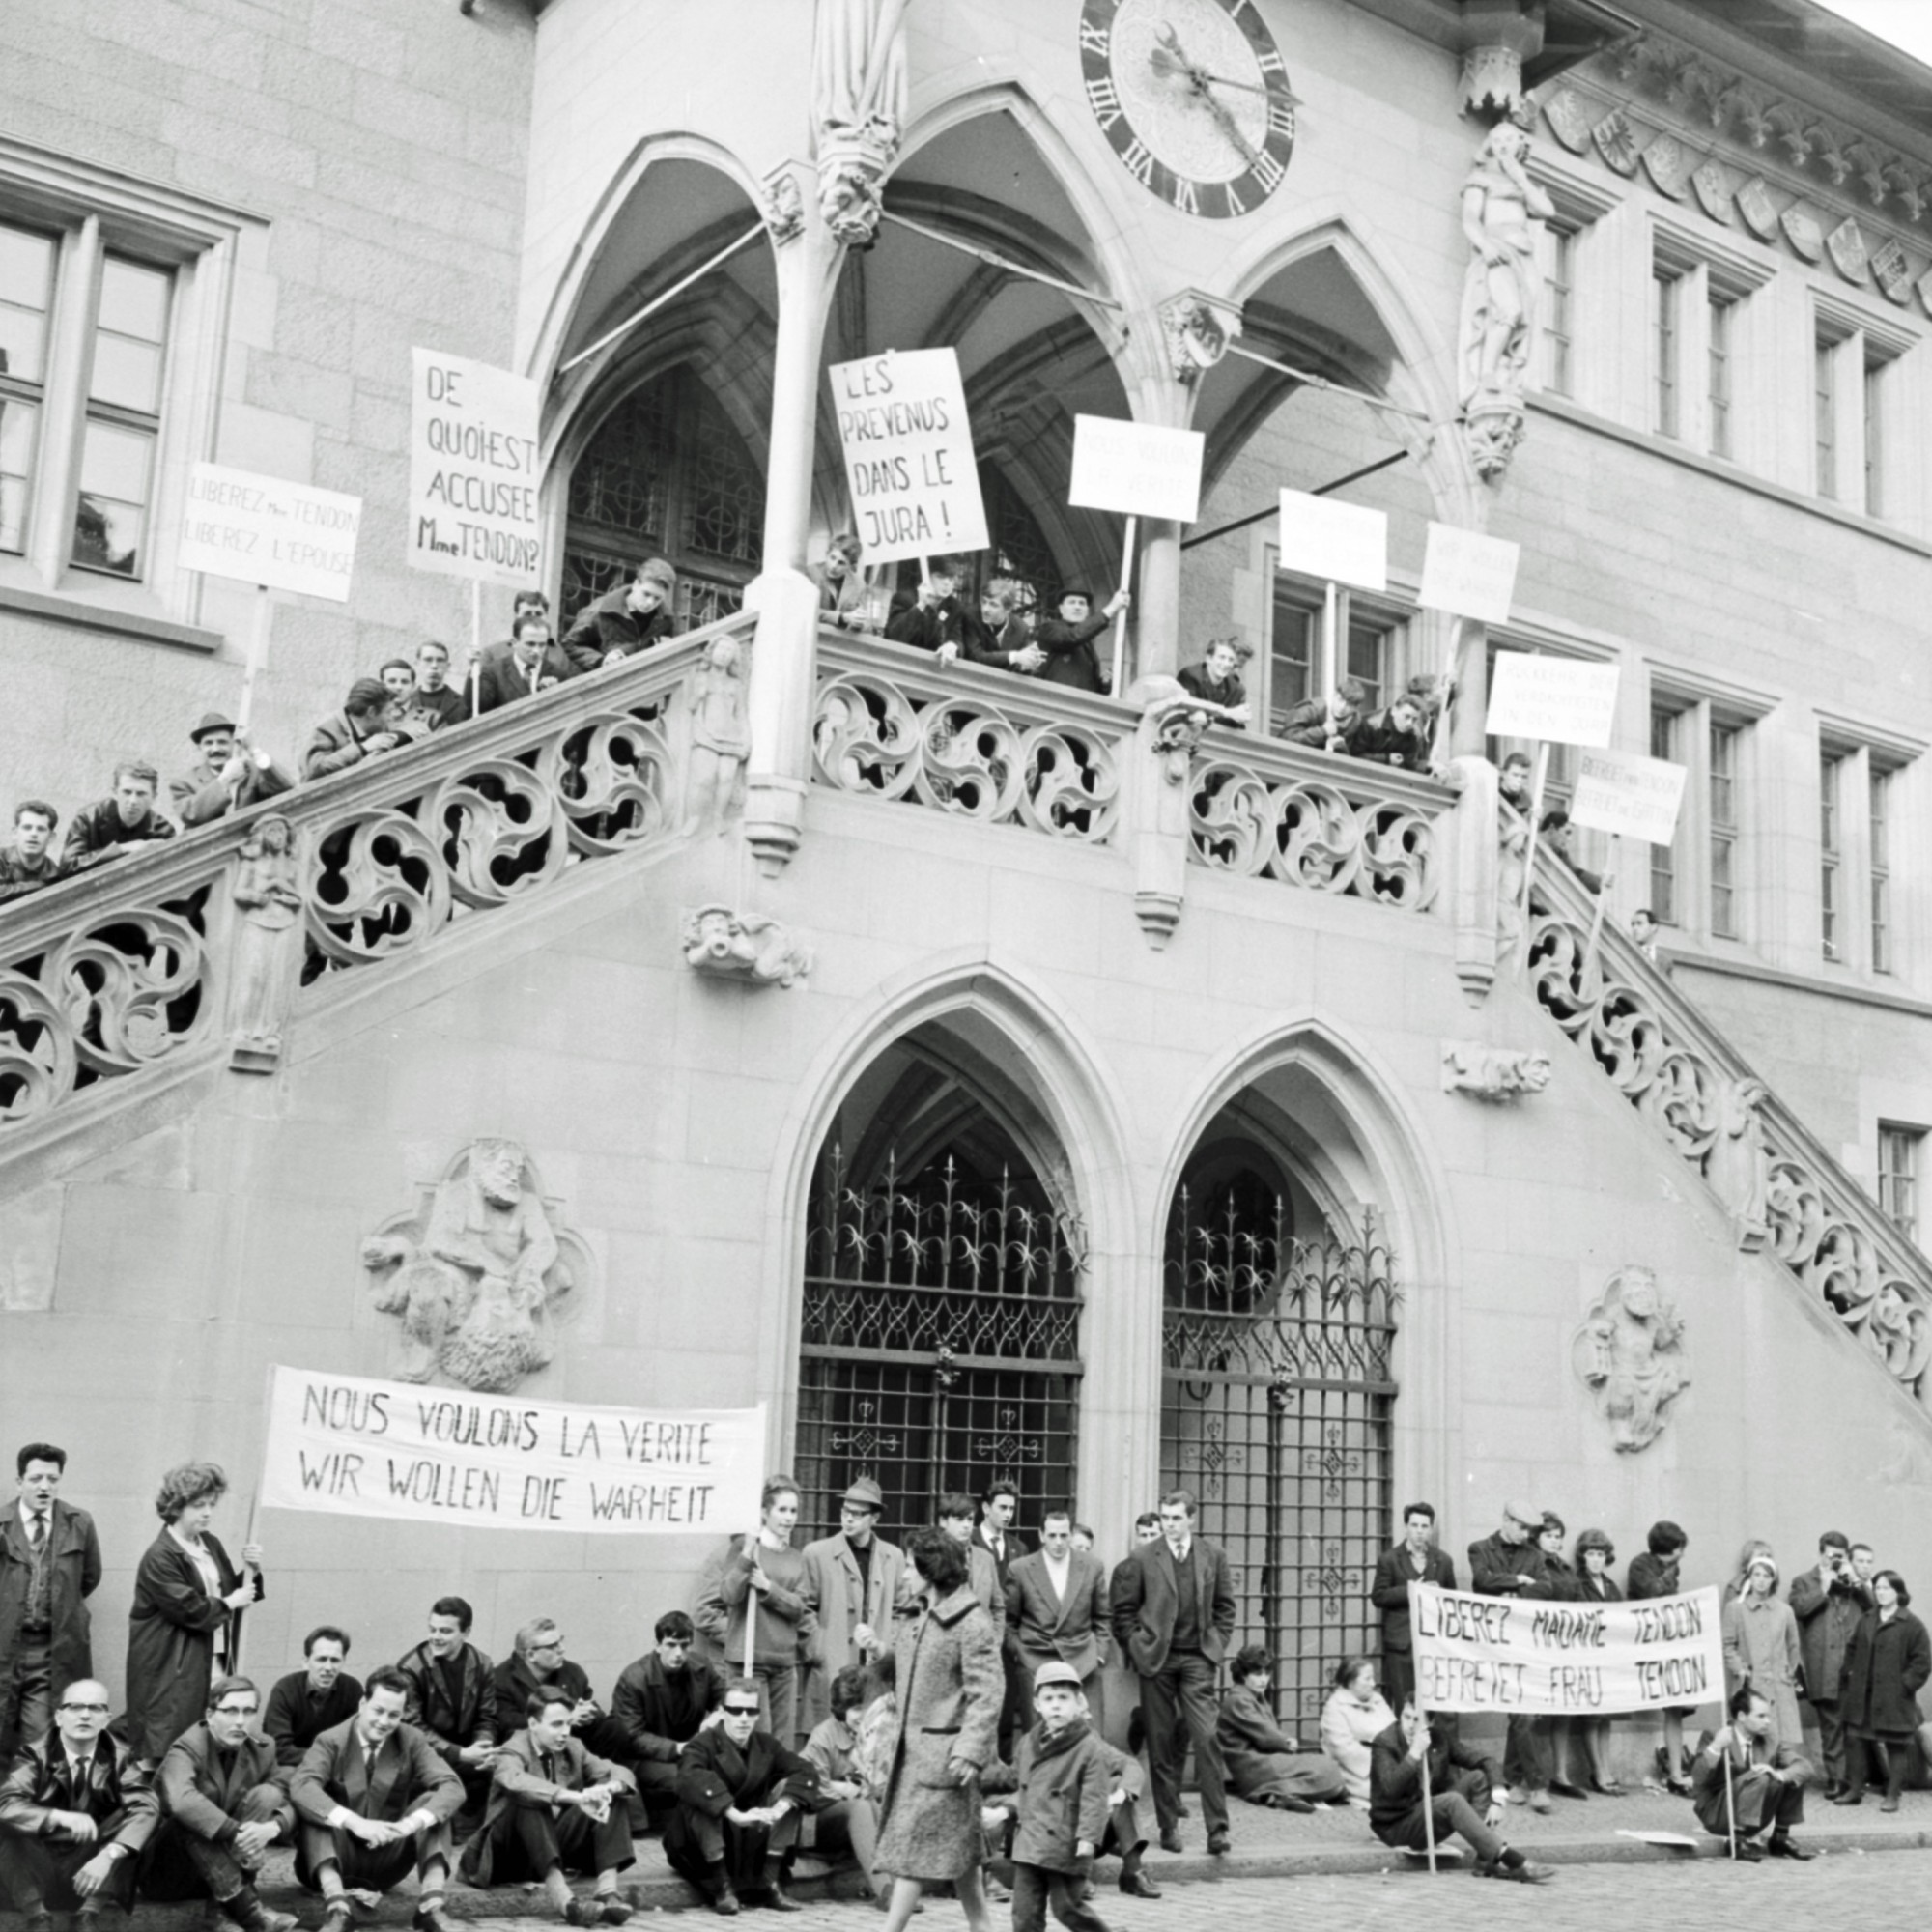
[1571,1528,1626,1794]
[124,1461,264,1762]
[874,1527,1002,1932]
[1217,1645,1347,1810]
[1835,1568,1932,1812]
[1720,1551,1803,1754]
[1527,1513,1583,1798]
[1317,1656,1395,1806]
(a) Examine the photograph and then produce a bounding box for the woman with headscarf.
[1721,1550,1803,1754]
[1317,1657,1396,1807]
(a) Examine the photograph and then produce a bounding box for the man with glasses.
[493,1622,630,1766]
[662,1680,822,1916]
[801,1479,906,1736]
[0,1677,157,1928]
[2,1444,102,1763]
[611,1613,724,1828]
[146,1675,296,1932]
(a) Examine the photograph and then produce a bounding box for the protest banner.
[829,348,988,565]
[408,348,544,588]
[1486,651,1620,748]
[1417,521,1520,624]
[1570,746,1688,846]
[1409,1582,1723,1716]
[1276,489,1388,594]
[255,1365,764,1535]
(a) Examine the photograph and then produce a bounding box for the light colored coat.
[1319,1689,1396,1802]
[1722,1590,1804,1753]
[800,1530,910,1731]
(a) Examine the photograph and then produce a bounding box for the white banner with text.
[1569,746,1688,845]
[407,348,543,585]
[257,1365,765,1534]
[829,348,988,563]
[178,465,361,601]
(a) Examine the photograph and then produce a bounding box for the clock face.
[1079,0,1297,219]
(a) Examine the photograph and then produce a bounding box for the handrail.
[1526,854,1932,1407]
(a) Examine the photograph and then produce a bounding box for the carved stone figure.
[682,633,753,836]
[1440,1042,1551,1101]
[1129,680,1218,786]
[229,814,304,1073]
[680,904,813,988]
[362,1140,583,1392]
[1572,1265,1690,1453]
[762,166,805,245]
[1707,1074,1772,1251]
[811,0,910,246]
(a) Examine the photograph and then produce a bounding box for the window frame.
[1819,749,1844,962]
[1878,1122,1922,1244]
[1262,561,1407,745]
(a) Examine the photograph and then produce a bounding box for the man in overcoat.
[1005,1511,1111,1725]
[1369,1502,1457,1718]
[610,1611,723,1826]
[1109,1488,1236,1854]
[1788,1531,1868,1798]
[396,1597,497,1821]
[0,1445,101,1762]
[1689,1686,1814,1860]
[800,1480,906,1734]
[1467,1501,1553,1810]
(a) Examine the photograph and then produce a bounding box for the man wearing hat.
[1468,1502,1556,1812]
[799,1480,905,1735]
[171,714,295,827]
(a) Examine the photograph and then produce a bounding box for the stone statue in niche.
[681,904,814,988]
[1572,1264,1690,1453]
[811,0,910,245]
[1706,1074,1772,1250]
[229,814,304,1073]
[682,633,753,836]
[1440,1041,1551,1101]
[361,1139,586,1393]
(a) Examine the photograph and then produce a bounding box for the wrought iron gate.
[795,1147,1085,1543]
[1161,1181,1398,1723]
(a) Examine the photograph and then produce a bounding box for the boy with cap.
[171,714,295,826]
[981,1662,1115,1932]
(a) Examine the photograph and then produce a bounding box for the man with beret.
[170,715,294,827]
[1467,1501,1554,1813]
[800,1480,906,1735]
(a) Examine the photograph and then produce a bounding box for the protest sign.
[1486,651,1620,747]
[1418,521,1520,624]
[1067,416,1206,523]
[408,349,543,585]
[1410,1582,1723,1716]
[829,349,988,563]
[256,1365,764,1535]
[1570,746,1688,845]
[178,465,360,602]
[1276,489,1388,593]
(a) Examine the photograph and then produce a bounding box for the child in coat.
[981,1662,1114,1932]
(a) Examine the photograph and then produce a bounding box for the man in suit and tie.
[469,614,582,717]
[975,1484,1030,1756]
[1110,1488,1236,1855]
[1,1445,102,1765]
[289,1665,464,1932]
[800,1479,906,1734]
[1005,1510,1111,1726]
[1370,1503,1458,1719]
[0,1676,157,1925]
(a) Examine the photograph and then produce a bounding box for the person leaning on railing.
[1279,678,1365,753]
[302,679,408,781]
[1033,585,1127,695]
[961,578,1045,675]
[0,801,78,904]
[561,558,680,673]
[1177,639,1251,728]
[171,713,294,828]
[61,762,177,868]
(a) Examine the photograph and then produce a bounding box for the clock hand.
[1198,88,1261,168]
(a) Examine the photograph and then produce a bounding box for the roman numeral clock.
[1080,0,1297,219]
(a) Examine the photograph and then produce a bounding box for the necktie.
[28,1512,44,1548]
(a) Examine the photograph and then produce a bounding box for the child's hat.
[1032,1660,1083,1690]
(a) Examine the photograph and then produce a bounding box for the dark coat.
[1839,1607,1932,1737]
[457,1726,637,1885]
[61,799,177,864]
[669,1724,820,1821]
[263,1670,364,1769]
[1004,1550,1111,1680]
[168,755,295,828]
[980,1719,1111,1872]
[1034,612,1109,692]
[156,1721,292,1838]
[560,588,677,671]
[396,1638,497,1760]
[885,594,968,655]
[1214,1685,1346,1804]
[1109,1538,1236,1675]
[1369,1543,1457,1653]
[0,845,73,902]
[0,1498,101,1704]
[288,1715,465,1828]
[470,639,581,716]
[1689,1728,1811,1836]
[490,1653,594,1743]
[611,1654,723,1762]
[1280,696,1349,751]
[0,1730,159,1851]
[1346,710,1428,770]
[301,710,394,780]
[1367,1719,1493,1837]
[1466,1531,1547,1599]
[123,1530,261,1762]
[1626,1550,1681,1602]
[1789,1565,1868,1705]
[1176,663,1245,722]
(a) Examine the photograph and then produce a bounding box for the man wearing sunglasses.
[0,1678,157,1928]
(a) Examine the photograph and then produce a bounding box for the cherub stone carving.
[1572,1265,1690,1452]
[361,1139,584,1393]
[1440,1042,1551,1101]
[681,904,814,988]
[229,814,304,1073]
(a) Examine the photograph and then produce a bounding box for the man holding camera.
[1788,1531,1871,1800]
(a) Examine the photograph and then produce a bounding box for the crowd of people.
[8,1447,1927,1929]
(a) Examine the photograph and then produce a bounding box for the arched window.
[563,366,766,629]
[977,462,1063,617]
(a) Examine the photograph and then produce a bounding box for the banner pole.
[1321,580,1340,707]
[469,581,485,719]
[1580,856,1612,983]
[1515,741,1551,976]
[1109,514,1137,698]
[1721,1737,1738,1856]
[236,585,271,734]
[1429,616,1461,770]
[1408,1583,1438,1875]
[233,1363,276,1673]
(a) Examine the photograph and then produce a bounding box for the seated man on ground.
[171,714,294,828]
[288,1665,463,1932]
[1280,678,1366,754]
[800,1665,883,1905]
[0,1678,156,1927]
[0,802,70,903]
[303,679,405,780]
[494,1621,631,1765]
[611,1611,723,1828]
[62,763,176,866]
[1217,1646,1348,1811]
[146,1675,296,1932]
[397,1598,498,1825]
[458,1691,637,1923]
[1176,639,1251,727]
[1368,1698,1550,1884]
[662,1678,822,1916]
[562,560,678,671]
[1690,1686,1814,1861]
[265,1627,362,1770]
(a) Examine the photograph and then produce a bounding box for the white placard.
[257,1364,766,1535]
[829,348,989,564]
[1570,746,1688,845]
[1418,521,1520,623]
[1485,651,1620,747]
[1277,489,1387,592]
[178,465,360,602]
[408,348,543,585]
[1067,414,1206,523]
